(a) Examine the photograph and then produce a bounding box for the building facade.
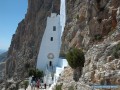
[36,0,67,85]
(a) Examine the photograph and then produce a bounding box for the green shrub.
[113,43,120,59]
[68,85,74,90]
[28,68,44,78]
[55,83,63,90]
[36,69,44,78]
[23,80,29,90]
[66,48,85,69]
[29,68,36,76]
[76,14,79,19]
[94,34,102,41]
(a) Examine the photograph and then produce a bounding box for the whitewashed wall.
[37,0,66,74]
[37,13,61,71]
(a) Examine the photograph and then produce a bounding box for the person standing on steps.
[29,76,32,86]
[31,76,33,90]
[44,83,46,89]
[36,78,40,90]
[31,75,36,90]
[49,84,51,87]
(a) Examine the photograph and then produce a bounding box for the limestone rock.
[59,0,120,90]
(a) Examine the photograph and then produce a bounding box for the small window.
[51,37,53,41]
[53,26,56,31]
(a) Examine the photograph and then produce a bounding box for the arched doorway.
[49,61,52,66]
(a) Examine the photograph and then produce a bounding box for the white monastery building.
[36,0,67,85]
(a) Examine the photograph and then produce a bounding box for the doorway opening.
[49,61,52,66]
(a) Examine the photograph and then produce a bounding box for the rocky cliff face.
[6,0,60,79]
[60,0,120,89]
[62,0,120,52]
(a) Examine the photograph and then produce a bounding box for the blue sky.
[0,0,28,50]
